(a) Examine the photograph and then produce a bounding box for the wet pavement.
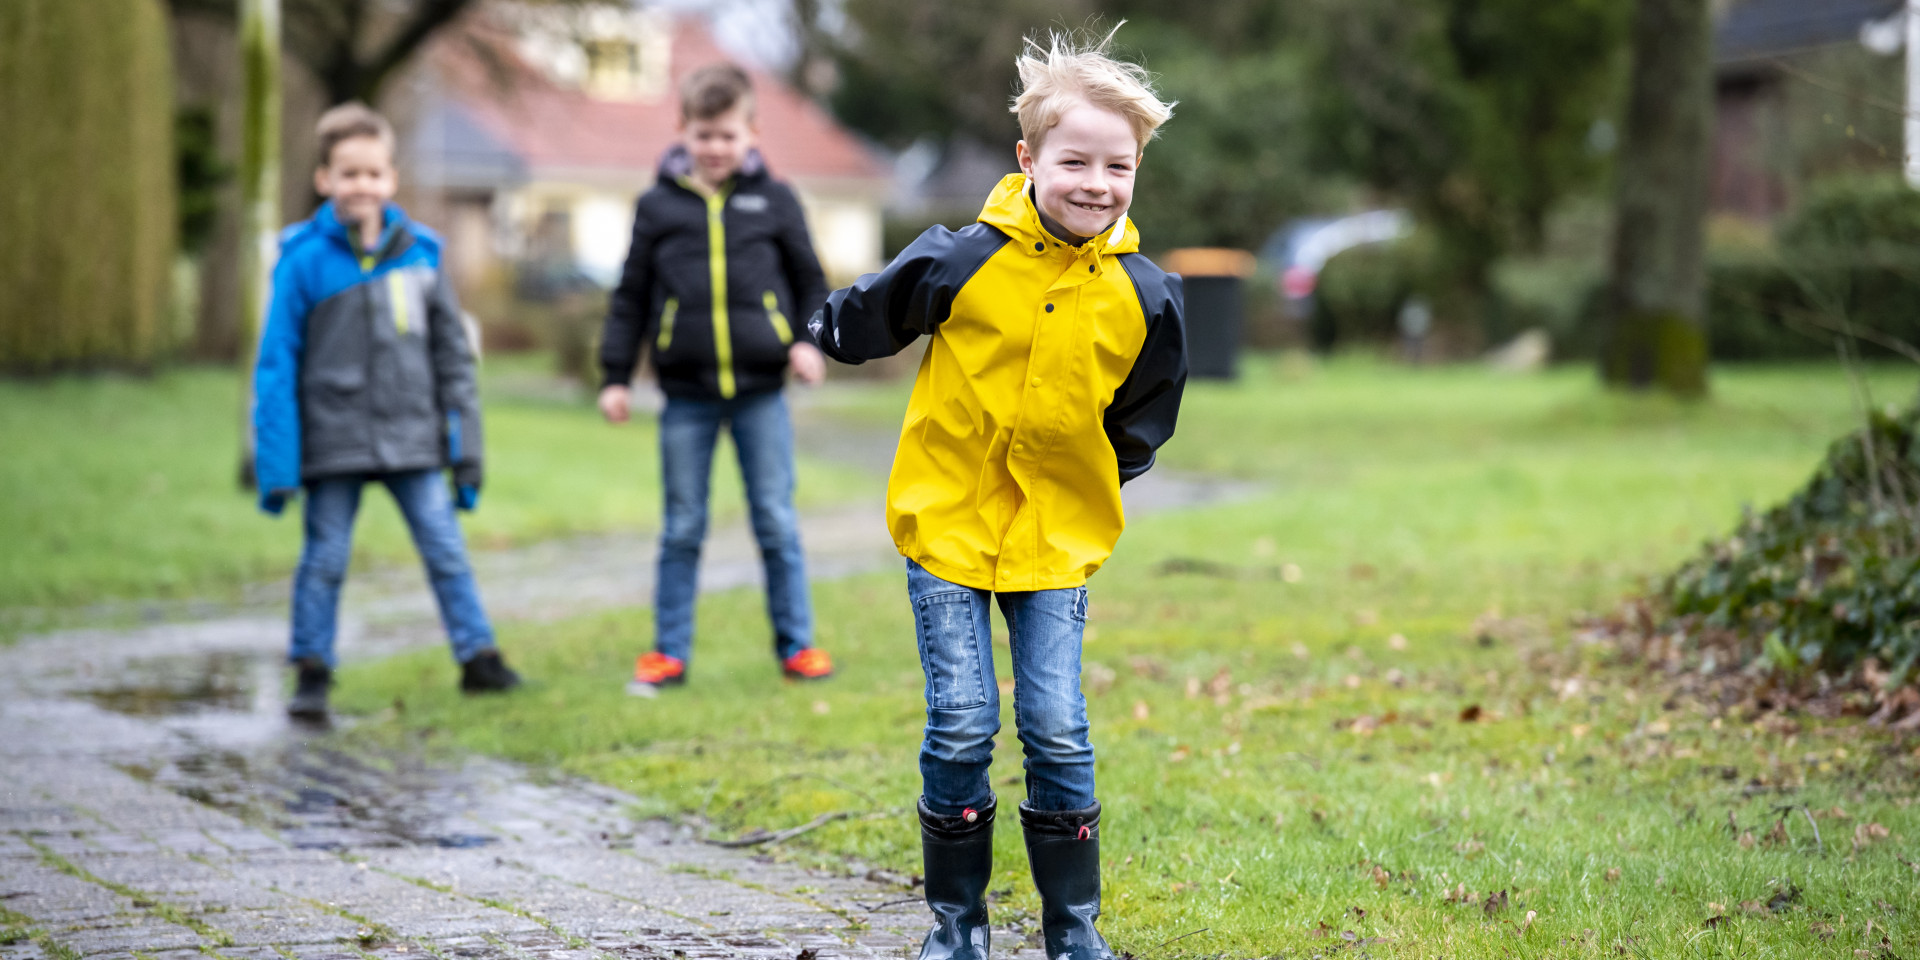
[0,405,1260,959]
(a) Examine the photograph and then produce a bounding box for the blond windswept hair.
[1010,24,1174,153]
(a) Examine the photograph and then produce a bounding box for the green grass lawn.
[0,355,879,616]
[275,357,1920,955]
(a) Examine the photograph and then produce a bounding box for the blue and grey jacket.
[252,201,483,514]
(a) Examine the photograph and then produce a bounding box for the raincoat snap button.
[1033,242,1044,251]
[1088,264,1095,273]
[1045,303,1054,313]
[1031,378,1042,387]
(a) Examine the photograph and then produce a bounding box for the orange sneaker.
[626,652,686,697]
[781,648,834,680]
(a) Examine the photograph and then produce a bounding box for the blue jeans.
[654,391,813,664]
[908,559,1095,815]
[289,469,495,669]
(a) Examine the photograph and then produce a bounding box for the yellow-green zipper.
[762,290,792,345]
[656,297,679,350]
[681,177,737,399]
[387,272,410,335]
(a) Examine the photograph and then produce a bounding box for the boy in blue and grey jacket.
[252,102,520,720]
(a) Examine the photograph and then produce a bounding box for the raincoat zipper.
[681,177,737,399]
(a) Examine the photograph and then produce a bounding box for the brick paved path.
[0,401,1253,960]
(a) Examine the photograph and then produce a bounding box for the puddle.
[82,651,257,716]
[124,740,501,850]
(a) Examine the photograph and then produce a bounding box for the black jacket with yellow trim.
[809,174,1187,592]
[601,147,827,399]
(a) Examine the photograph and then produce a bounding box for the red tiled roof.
[438,17,887,184]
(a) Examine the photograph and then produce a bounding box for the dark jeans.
[654,391,813,664]
[290,469,494,669]
[908,559,1095,815]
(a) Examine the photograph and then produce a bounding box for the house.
[406,5,890,297]
[1711,0,1903,219]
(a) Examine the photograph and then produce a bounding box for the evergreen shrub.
[1668,399,1920,684]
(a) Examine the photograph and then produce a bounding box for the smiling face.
[314,134,397,235]
[680,104,756,190]
[1016,99,1140,240]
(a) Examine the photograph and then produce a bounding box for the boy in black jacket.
[599,64,835,692]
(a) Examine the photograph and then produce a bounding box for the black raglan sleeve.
[1106,255,1188,485]
[600,194,663,388]
[769,184,828,347]
[808,222,1006,365]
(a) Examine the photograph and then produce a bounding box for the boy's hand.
[788,342,826,387]
[599,384,631,424]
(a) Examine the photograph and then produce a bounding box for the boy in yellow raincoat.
[809,27,1185,960]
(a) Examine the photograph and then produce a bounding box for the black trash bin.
[1162,248,1254,380]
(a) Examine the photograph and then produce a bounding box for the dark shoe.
[1020,800,1112,960]
[460,650,522,693]
[917,795,995,960]
[287,658,332,720]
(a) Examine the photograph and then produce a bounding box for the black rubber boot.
[287,658,331,720]
[460,650,522,693]
[917,795,995,960]
[1020,801,1112,960]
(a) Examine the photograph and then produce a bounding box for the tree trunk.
[1601,0,1712,396]
[0,0,176,372]
[238,0,281,485]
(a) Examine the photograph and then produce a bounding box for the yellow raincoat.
[811,174,1187,591]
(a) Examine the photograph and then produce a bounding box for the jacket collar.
[315,200,412,263]
[657,144,769,190]
[976,173,1140,262]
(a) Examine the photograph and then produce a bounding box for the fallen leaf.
[1129,657,1167,680]
[1349,715,1379,736]
[1604,868,1621,883]
[1810,921,1835,940]
[1311,920,1332,938]
[1084,662,1117,695]
[1703,914,1726,929]
[1740,900,1766,914]
[1765,819,1789,847]
[1132,700,1150,721]
[1371,865,1390,889]
[1459,704,1483,723]
[1388,632,1408,650]
[1344,674,1362,689]
[1707,902,1726,914]
[1521,909,1536,934]
[1185,676,1202,698]
[1482,889,1509,915]
[1206,668,1233,697]
[1738,831,1755,849]
[1854,822,1891,850]
[812,700,831,715]
[1290,642,1310,660]
[1168,746,1190,763]
[1353,608,1378,626]
[1454,839,1486,858]
[1384,668,1406,688]
[1571,724,1590,740]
